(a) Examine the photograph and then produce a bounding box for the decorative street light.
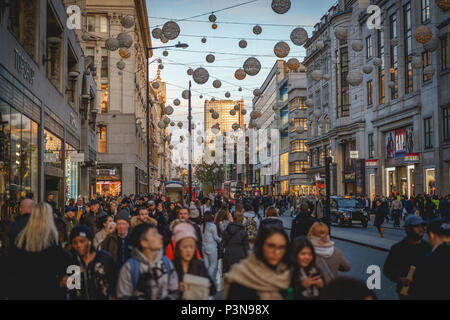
[146,42,188,193]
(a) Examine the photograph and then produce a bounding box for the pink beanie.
[173,222,198,243]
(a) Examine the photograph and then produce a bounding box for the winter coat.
[383,238,431,296]
[374,206,385,227]
[173,258,216,297]
[6,214,30,254]
[202,222,221,251]
[312,246,351,284]
[63,215,78,239]
[410,242,450,299]
[165,240,201,261]
[290,212,317,242]
[149,210,167,236]
[80,210,106,236]
[68,250,114,300]
[116,248,180,300]
[315,200,324,220]
[5,244,71,299]
[223,222,249,273]
[440,198,449,219]
[94,228,109,249]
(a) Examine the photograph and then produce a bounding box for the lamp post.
[188,81,192,204]
[146,42,188,194]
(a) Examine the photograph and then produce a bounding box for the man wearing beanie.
[68,225,114,299]
[100,212,132,295]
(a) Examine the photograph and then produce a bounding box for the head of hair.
[265,207,278,217]
[15,203,59,252]
[320,276,377,300]
[254,223,290,267]
[308,222,329,238]
[234,210,244,224]
[244,203,253,212]
[130,223,157,251]
[290,236,316,271]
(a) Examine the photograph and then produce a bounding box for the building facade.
[304,0,449,198]
[73,0,151,196]
[0,0,98,216]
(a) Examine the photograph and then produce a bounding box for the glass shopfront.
[65,143,79,201]
[44,129,64,211]
[0,100,39,221]
[96,165,121,196]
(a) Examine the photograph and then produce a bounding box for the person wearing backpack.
[116,223,179,300]
[243,203,261,248]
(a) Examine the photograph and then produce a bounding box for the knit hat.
[173,222,197,243]
[69,225,93,243]
[115,211,130,224]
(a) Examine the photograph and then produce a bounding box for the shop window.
[443,107,450,142]
[98,126,107,153]
[367,80,373,106]
[46,5,63,92]
[424,117,433,149]
[280,153,289,177]
[101,48,108,78]
[421,0,431,24]
[65,144,79,201]
[425,168,435,195]
[291,140,307,153]
[67,46,79,110]
[422,51,432,82]
[44,130,63,169]
[441,37,448,71]
[289,161,307,174]
[101,84,109,112]
[290,118,307,133]
[7,0,39,62]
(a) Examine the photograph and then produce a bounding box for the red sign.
[405,153,419,163]
[366,159,378,167]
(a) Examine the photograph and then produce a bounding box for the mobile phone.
[310,272,320,278]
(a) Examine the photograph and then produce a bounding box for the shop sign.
[366,159,378,168]
[14,48,35,85]
[97,169,116,176]
[44,153,57,163]
[70,152,84,162]
[386,127,414,158]
[350,150,359,159]
[404,153,419,164]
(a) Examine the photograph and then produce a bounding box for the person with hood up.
[67,225,114,299]
[307,222,351,284]
[116,223,179,299]
[223,210,249,273]
[130,207,158,229]
[189,201,202,225]
[224,222,291,300]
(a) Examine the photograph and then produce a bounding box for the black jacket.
[223,222,249,273]
[5,214,30,255]
[410,242,450,299]
[5,244,72,299]
[290,212,317,242]
[383,238,431,296]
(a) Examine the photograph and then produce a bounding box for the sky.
[146,0,336,133]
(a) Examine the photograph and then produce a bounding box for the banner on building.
[404,153,419,163]
[366,159,378,168]
[386,126,414,158]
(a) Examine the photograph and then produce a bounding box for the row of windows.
[289,161,308,174]
[291,140,307,153]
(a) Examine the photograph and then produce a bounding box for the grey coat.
[313,246,351,284]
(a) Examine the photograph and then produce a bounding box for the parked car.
[330,196,369,228]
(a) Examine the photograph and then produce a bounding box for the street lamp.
[146,42,188,194]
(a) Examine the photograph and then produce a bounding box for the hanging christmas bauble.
[235,69,246,80]
[311,70,323,81]
[243,57,262,76]
[105,37,120,51]
[160,36,169,43]
[287,58,300,71]
[234,104,240,111]
[121,16,135,29]
[239,40,247,48]
[158,120,165,129]
[173,98,181,106]
[199,95,203,99]
[193,67,209,84]
[225,92,231,98]
[117,32,133,48]
[212,112,219,119]
[253,25,262,35]
[291,27,308,46]
[414,25,433,44]
[177,122,183,128]
[163,50,169,57]
[162,21,180,40]
[170,121,175,127]
[163,117,171,125]
[187,68,193,76]
[212,23,218,30]
[274,41,290,58]
[230,109,236,115]
[241,109,247,115]
[157,58,162,63]
[232,123,240,131]
[335,26,348,40]
[165,106,174,115]
[169,145,174,150]
[210,108,215,113]
[201,37,207,43]
[363,65,373,74]
[213,80,222,88]
[238,87,243,92]
[271,0,291,14]
[211,97,216,101]
[196,136,204,144]
[209,14,217,22]
[253,88,262,96]
[206,54,215,63]
[158,64,164,70]
[182,90,190,99]
[117,60,126,70]
[152,28,162,39]
[347,70,363,86]
[351,40,363,52]
[152,81,160,89]
[373,58,382,67]
[119,48,131,59]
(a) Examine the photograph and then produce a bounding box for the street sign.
[350,150,359,159]
[70,152,84,162]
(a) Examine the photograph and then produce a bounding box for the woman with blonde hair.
[306,222,351,284]
[6,203,71,299]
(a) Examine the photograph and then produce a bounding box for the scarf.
[224,253,291,300]
[308,235,335,258]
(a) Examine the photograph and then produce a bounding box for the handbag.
[319,256,335,281]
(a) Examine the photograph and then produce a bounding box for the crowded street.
[0,0,449,303]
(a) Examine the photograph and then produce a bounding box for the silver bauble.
[162,21,180,40]
[243,57,261,76]
[291,27,308,46]
[117,32,133,48]
[165,106,174,115]
[206,54,215,63]
[193,67,209,84]
[271,0,291,14]
[173,98,181,106]
[239,40,247,48]
[105,37,120,51]
[213,80,222,88]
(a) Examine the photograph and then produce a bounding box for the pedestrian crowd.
[0,190,448,300]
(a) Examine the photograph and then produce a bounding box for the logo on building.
[66,5,81,30]
[366,5,381,30]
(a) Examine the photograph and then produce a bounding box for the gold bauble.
[414,25,433,44]
[119,48,131,59]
